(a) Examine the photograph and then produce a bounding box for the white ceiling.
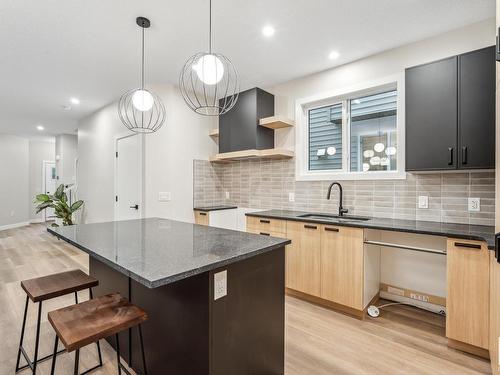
[0,0,494,138]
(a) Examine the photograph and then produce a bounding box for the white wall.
[29,140,55,221]
[0,135,29,228]
[55,134,78,185]
[78,84,216,224]
[267,18,496,149]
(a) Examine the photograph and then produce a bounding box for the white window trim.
[295,74,406,181]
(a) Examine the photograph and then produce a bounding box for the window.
[306,89,398,175]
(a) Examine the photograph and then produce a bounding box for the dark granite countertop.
[246,210,495,250]
[48,218,290,288]
[193,205,238,211]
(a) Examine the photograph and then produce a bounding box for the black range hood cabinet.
[218,87,275,153]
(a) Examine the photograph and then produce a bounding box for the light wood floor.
[0,224,492,375]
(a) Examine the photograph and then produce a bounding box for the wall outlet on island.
[214,270,227,300]
[418,196,428,209]
[468,198,480,212]
[225,191,230,199]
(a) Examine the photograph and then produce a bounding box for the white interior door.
[43,161,56,221]
[116,134,141,221]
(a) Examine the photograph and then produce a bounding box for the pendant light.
[118,17,166,133]
[179,0,239,116]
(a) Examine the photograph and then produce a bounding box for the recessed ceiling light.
[37,125,44,131]
[70,97,80,105]
[328,50,340,60]
[262,25,275,37]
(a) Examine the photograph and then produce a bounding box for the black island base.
[49,218,289,375]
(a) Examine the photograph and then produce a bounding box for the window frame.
[295,74,406,181]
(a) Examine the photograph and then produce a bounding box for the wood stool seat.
[48,293,147,352]
[21,270,98,302]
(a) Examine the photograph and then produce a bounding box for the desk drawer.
[247,216,286,235]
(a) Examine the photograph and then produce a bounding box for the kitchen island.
[49,217,290,375]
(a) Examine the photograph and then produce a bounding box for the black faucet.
[327,182,348,216]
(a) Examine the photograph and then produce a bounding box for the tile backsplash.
[193,159,495,226]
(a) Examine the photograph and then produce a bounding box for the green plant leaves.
[70,200,84,212]
[54,184,64,199]
[35,202,54,214]
[35,194,50,203]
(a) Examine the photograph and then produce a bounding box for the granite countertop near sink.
[48,217,290,288]
[246,210,496,250]
[193,205,238,211]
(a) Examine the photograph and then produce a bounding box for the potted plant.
[34,184,84,227]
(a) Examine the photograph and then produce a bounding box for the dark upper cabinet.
[405,56,458,171]
[458,46,495,169]
[405,46,495,171]
[219,88,275,153]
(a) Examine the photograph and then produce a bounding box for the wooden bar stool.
[16,270,100,374]
[48,293,148,375]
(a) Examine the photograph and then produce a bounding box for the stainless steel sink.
[297,213,370,221]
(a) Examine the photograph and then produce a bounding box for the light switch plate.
[468,197,480,212]
[289,192,295,202]
[214,270,227,300]
[418,195,428,209]
[158,192,171,202]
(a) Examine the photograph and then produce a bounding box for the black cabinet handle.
[130,204,139,210]
[304,224,317,230]
[199,212,207,216]
[448,147,454,165]
[259,232,270,236]
[462,146,467,165]
[260,219,270,224]
[454,242,481,250]
[324,227,339,232]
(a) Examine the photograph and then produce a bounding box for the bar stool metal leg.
[89,288,103,367]
[74,349,80,375]
[116,334,122,375]
[50,336,59,375]
[138,325,148,375]
[15,295,29,372]
[31,301,43,375]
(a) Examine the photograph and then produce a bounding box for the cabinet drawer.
[247,228,287,238]
[194,210,210,226]
[247,216,286,234]
[446,238,489,349]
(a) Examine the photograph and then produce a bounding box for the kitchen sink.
[297,213,370,221]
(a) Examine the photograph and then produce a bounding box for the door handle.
[454,242,481,250]
[324,227,339,232]
[448,147,454,165]
[129,204,139,210]
[461,146,467,165]
[304,224,317,230]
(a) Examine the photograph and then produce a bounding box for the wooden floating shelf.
[210,148,294,163]
[209,128,219,139]
[259,116,295,129]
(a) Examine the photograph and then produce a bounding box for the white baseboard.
[30,218,44,224]
[0,221,30,231]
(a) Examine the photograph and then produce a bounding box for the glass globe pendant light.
[179,0,239,116]
[118,17,166,133]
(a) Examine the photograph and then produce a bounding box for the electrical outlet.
[225,191,230,199]
[289,192,295,202]
[214,270,227,300]
[418,196,428,209]
[158,192,171,202]
[468,197,480,212]
[10,210,15,217]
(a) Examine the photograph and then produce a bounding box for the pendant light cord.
[141,25,145,90]
[209,0,212,54]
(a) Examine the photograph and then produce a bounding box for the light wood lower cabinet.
[285,221,322,297]
[194,210,210,225]
[320,225,364,310]
[490,250,500,373]
[446,238,490,350]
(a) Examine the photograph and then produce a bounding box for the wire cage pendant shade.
[179,0,239,116]
[118,17,166,133]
